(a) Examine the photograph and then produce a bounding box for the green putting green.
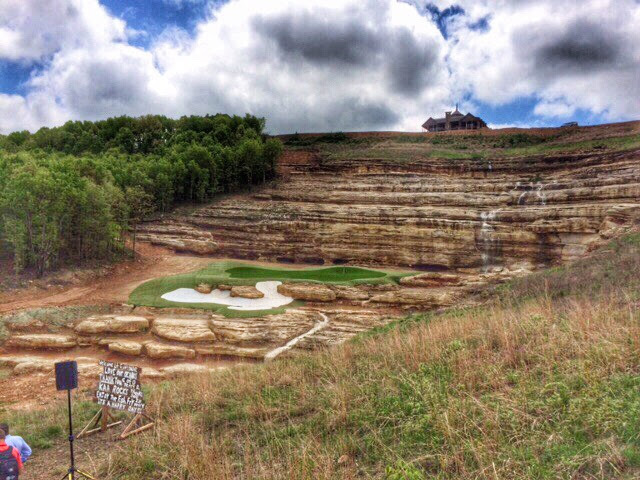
[226,265,387,282]
[129,261,411,317]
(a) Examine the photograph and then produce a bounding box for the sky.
[0,0,638,134]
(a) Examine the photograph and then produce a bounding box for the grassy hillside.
[282,121,640,162]
[105,233,640,479]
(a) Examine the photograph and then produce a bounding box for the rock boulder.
[108,340,143,356]
[196,283,213,294]
[152,318,216,342]
[230,286,264,299]
[144,342,196,359]
[370,288,455,306]
[7,334,77,350]
[75,315,149,334]
[277,283,336,302]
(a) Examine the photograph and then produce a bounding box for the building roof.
[422,109,486,129]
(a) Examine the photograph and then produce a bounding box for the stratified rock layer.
[138,147,640,272]
[75,315,149,334]
[152,318,216,343]
[7,334,77,350]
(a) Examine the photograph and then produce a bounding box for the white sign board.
[96,360,145,414]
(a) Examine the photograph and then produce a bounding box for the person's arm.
[19,437,31,462]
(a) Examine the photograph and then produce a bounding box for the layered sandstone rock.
[75,315,149,334]
[13,359,56,374]
[108,340,143,356]
[230,286,264,299]
[144,342,196,359]
[370,288,458,307]
[209,309,317,344]
[277,283,336,302]
[330,285,370,300]
[400,273,462,288]
[7,334,77,350]
[152,318,216,343]
[288,309,391,351]
[196,283,213,294]
[138,146,640,274]
[195,344,269,359]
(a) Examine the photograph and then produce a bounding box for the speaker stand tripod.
[59,389,97,480]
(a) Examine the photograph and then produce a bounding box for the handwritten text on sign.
[96,360,145,414]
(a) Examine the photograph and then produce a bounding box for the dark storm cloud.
[252,10,441,96]
[62,54,151,117]
[519,19,623,74]
[386,28,439,95]
[336,98,400,128]
[252,12,382,66]
[265,97,399,133]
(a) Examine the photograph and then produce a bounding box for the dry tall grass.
[107,234,640,479]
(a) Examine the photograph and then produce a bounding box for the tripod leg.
[75,469,97,480]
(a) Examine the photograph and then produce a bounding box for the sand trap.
[161,281,294,311]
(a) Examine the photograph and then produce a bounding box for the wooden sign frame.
[78,361,155,440]
[77,406,122,438]
[119,412,155,440]
[77,406,155,440]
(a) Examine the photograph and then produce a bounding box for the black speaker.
[55,361,78,391]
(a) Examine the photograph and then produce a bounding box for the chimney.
[445,111,452,120]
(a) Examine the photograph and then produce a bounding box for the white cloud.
[0,0,126,62]
[446,0,640,122]
[533,100,576,119]
[0,0,637,134]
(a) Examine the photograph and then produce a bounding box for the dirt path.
[0,243,213,314]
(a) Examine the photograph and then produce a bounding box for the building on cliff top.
[422,105,487,132]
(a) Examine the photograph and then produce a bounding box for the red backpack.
[0,446,19,480]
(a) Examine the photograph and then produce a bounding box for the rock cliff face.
[139,135,640,274]
[26,125,627,368]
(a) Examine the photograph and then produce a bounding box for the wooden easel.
[119,412,155,440]
[77,406,123,439]
[77,406,155,440]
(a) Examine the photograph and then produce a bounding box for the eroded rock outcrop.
[7,334,77,350]
[152,318,216,343]
[210,309,317,344]
[144,341,196,359]
[75,315,149,334]
[370,288,458,307]
[230,286,264,299]
[108,340,143,356]
[277,283,336,302]
[138,145,640,273]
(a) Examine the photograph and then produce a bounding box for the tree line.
[0,113,282,275]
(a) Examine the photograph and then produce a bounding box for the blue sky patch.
[102,0,213,47]
[0,61,35,96]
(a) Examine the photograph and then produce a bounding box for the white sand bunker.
[161,281,294,311]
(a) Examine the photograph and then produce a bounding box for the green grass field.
[227,265,387,282]
[314,132,640,163]
[129,261,409,317]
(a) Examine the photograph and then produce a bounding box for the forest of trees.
[0,113,283,275]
